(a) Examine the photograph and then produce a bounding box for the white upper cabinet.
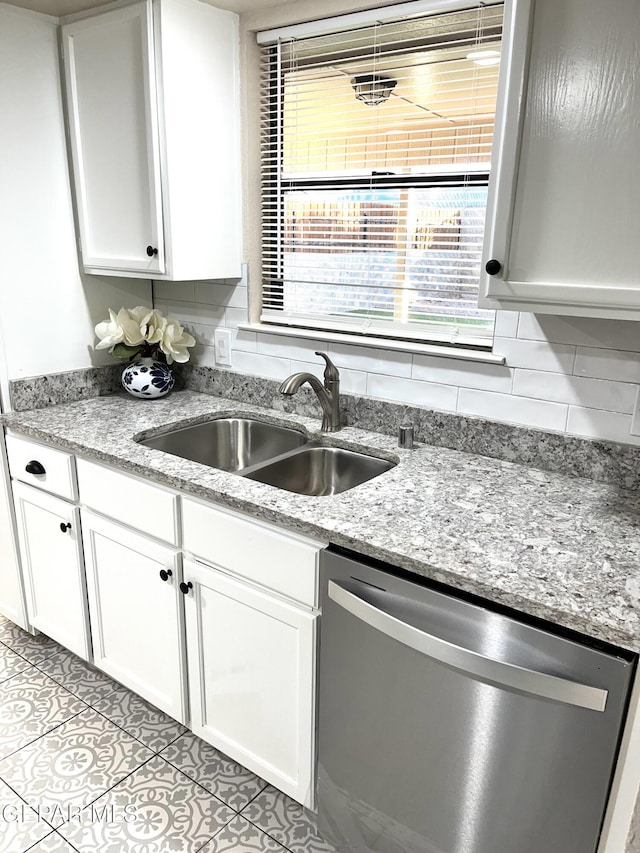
[480,0,640,319]
[61,0,242,281]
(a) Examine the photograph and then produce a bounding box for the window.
[259,1,503,350]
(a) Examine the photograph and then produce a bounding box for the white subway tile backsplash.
[152,281,195,303]
[160,301,224,327]
[189,344,217,369]
[189,324,215,347]
[194,281,248,310]
[458,388,568,432]
[412,354,513,393]
[288,358,323,377]
[566,407,640,446]
[512,370,637,414]
[234,329,258,353]
[151,272,640,446]
[256,333,327,361]
[493,310,519,338]
[328,343,412,378]
[574,347,640,383]
[367,374,458,411]
[335,368,367,396]
[518,314,640,352]
[494,337,575,373]
[224,307,248,329]
[232,350,291,381]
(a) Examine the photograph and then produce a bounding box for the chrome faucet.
[279,352,341,432]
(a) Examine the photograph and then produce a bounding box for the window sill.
[237,323,506,366]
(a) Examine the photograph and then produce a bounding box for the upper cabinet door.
[480,0,640,319]
[61,0,242,281]
[62,1,165,275]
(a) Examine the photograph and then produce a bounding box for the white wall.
[0,4,150,385]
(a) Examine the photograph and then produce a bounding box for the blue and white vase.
[121,357,174,399]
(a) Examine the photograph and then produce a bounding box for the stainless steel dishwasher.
[317,547,636,853]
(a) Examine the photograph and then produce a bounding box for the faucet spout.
[279,372,325,397]
[279,353,342,432]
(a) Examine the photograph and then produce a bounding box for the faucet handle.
[315,351,339,382]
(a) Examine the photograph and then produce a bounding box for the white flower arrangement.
[94,306,196,365]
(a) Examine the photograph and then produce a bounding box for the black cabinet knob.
[25,460,46,475]
[179,581,193,595]
[59,522,71,533]
[485,259,502,276]
[146,245,158,257]
[159,569,173,582]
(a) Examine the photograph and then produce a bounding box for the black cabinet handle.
[146,245,158,257]
[179,581,193,595]
[485,259,502,276]
[25,460,46,475]
[159,569,173,582]
[59,522,71,533]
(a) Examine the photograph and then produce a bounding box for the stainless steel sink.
[244,446,395,496]
[137,417,307,472]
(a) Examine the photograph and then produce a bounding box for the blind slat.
[260,2,502,346]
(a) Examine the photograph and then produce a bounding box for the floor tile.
[0,642,31,684]
[24,830,80,852]
[241,786,338,853]
[201,815,288,852]
[92,684,186,752]
[0,778,55,852]
[0,707,153,827]
[0,618,61,666]
[36,645,119,705]
[160,732,267,810]
[58,755,235,853]
[0,667,86,760]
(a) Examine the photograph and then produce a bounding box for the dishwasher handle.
[328,580,608,712]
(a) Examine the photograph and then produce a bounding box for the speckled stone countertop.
[4,390,640,653]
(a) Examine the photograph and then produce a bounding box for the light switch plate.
[214,329,233,367]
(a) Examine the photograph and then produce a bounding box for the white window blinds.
[260,2,503,349]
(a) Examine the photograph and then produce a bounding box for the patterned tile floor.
[0,615,337,853]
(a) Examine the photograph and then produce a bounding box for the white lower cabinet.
[81,510,187,723]
[6,436,323,809]
[12,481,90,659]
[183,557,318,808]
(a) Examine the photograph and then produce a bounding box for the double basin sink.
[137,417,395,496]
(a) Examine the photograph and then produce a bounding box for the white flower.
[128,306,151,324]
[119,308,146,347]
[139,308,167,345]
[94,308,126,350]
[160,318,196,364]
[95,305,195,364]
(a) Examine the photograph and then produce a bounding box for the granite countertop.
[4,390,640,653]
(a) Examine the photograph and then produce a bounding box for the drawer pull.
[26,460,46,476]
[59,522,71,534]
[159,569,173,582]
[179,581,193,595]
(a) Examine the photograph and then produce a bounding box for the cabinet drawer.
[6,433,77,501]
[77,458,179,546]
[182,498,324,608]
